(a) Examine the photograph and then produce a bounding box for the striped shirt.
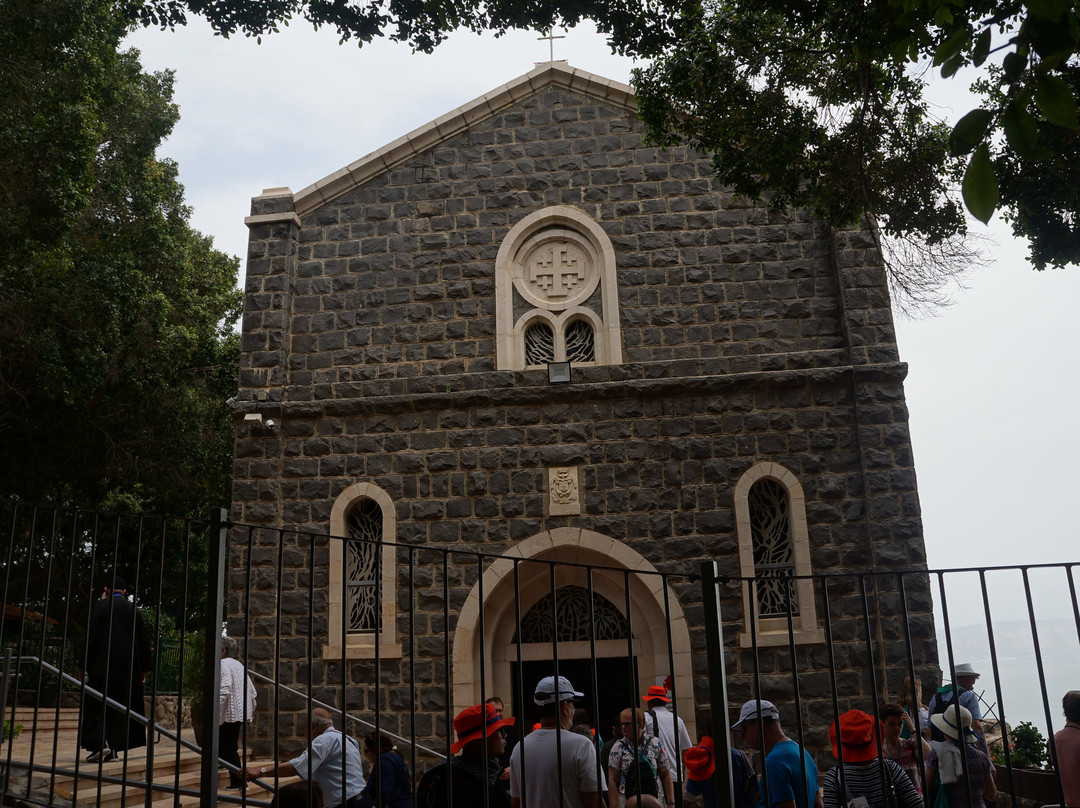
[822,759,923,808]
[218,657,257,724]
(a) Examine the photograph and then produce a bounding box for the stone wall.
[229,70,935,757]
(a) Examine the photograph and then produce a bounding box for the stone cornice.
[230,362,909,420]
[244,211,302,229]
[290,63,636,218]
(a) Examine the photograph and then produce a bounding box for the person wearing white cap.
[731,700,822,808]
[509,675,601,808]
[927,664,984,739]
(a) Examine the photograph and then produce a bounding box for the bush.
[2,720,23,741]
[1005,721,1048,769]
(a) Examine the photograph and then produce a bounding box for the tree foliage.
[122,0,1080,275]
[0,0,241,516]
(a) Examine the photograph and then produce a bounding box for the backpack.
[732,748,759,808]
[622,742,659,800]
[928,685,966,742]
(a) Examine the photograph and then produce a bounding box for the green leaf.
[1002,99,1040,157]
[972,28,992,66]
[941,54,964,78]
[962,144,999,224]
[1034,73,1078,127]
[934,30,969,65]
[934,5,954,26]
[1002,49,1028,82]
[949,108,993,155]
[1026,0,1069,22]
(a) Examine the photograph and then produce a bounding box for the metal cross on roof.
[537,28,566,63]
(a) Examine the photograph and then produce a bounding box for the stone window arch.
[734,463,824,647]
[325,482,402,660]
[495,206,622,370]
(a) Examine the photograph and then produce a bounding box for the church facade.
[230,63,935,751]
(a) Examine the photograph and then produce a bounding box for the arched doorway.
[451,528,695,737]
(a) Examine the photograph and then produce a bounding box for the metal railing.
[3,501,1078,808]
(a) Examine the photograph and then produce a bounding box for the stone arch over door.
[451,528,695,735]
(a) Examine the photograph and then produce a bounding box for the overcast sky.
[125,20,1080,631]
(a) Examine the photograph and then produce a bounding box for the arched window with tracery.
[514,586,630,644]
[327,482,401,659]
[495,206,622,370]
[734,463,823,647]
[524,322,556,366]
[564,319,596,363]
[748,478,798,619]
[345,498,381,633]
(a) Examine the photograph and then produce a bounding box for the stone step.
[2,704,285,807]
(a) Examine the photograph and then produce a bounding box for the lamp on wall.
[547,361,572,384]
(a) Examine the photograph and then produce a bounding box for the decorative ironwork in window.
[513,585,630,644]
[346,499,381,632]
[564,319,595,363]
[748,478,799,618]
[524,322,555,366]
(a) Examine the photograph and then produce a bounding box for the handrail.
[10,655,246,780]
[246,668,448,760]
[7,653,448,799]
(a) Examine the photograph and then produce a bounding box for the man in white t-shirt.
[510,675,601,808]
[641,684,693,786]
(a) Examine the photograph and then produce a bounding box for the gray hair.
[312,714,333,727]
[223,637,239,658]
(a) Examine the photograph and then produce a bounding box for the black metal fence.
[1,502,1077,808]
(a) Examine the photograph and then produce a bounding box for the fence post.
[1,647,10,793]
[200,509,228,807]
[700,561,735,808]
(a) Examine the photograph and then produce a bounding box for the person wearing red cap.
[641,684,692,787]
[821,710,921,808]
[415,702,514,808]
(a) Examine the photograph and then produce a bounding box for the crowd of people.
[73,595,1079,808]
[246,667,1079,808]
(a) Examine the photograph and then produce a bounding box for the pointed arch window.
[734,463,823,647]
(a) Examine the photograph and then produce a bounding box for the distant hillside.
[939,619,1080,665]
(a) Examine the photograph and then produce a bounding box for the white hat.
[732,699,780,730]
[534,675,584,706]
[953,663,980,678]
[931,704,973,740]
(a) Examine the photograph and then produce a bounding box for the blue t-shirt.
[758,740,818,808]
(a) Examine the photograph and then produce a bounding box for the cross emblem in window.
[529,245,586,299]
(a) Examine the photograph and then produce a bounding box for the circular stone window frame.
[512,227,601,310]
[495,205,623,371]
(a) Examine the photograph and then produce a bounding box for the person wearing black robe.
[79,576,153,761]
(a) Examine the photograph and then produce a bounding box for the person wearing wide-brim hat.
[822,710,922,808]
[926,705,997,808]
[415,702,515,808]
